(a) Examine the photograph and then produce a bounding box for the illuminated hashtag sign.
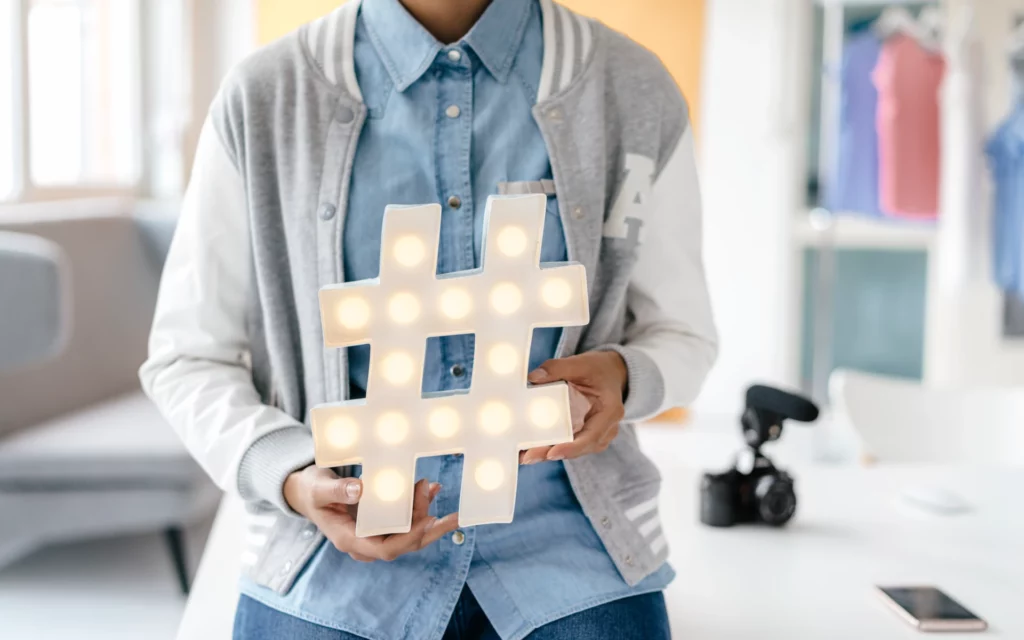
[311,195,590,537]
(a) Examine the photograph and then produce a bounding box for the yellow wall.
[256,0,704,130]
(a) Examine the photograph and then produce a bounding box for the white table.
[642,424,1024,639]
[177,422,1024,639]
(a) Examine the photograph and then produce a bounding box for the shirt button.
[623,555,634,567]
[572,206,584,220]
[450,364,466,377]
[281,561,293,574]
[547,107,563,121]
[452,530,466,545]
[337,106,355,124]
[447,195,462,209]
[445,104,461,119]
[301,527,315,539]
[319,203,337,220]
[600,516,612,529]
[447,49,462,62]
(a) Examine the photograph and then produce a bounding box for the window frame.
[3,0,148,203]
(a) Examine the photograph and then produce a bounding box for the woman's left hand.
[520,351,628,464]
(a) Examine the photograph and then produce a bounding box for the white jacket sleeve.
[602,125,719,420]
[139,117,313,515]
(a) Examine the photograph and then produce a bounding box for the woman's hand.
[283,466,459,562]
[520,351,628,464]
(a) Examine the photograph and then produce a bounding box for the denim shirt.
[237,1,672,638]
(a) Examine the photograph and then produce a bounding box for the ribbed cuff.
[237,427,315,518]
[596,344,666,422]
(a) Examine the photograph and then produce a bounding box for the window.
[27,0,141,188]
[0,1,18,200]
[1,0,183,203]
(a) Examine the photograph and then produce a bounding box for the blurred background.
[1,0,1023,638]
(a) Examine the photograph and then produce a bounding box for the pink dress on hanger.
[873,34,946,219]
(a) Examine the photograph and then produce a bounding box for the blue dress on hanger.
[828,31,884,216]
[986,99,1024,296]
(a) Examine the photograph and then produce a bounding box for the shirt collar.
[362,0,533,91]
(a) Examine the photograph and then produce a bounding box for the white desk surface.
[178,420,1024,639]
[642,422,1024,639]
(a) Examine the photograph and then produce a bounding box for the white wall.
[696,0,813,415]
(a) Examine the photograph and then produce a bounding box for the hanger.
[874,7,919,40]
[916,6,944,51]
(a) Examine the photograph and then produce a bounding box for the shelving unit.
[800,0,940,402]
[794,212,936,250]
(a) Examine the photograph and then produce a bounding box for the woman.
[140,0,717,637]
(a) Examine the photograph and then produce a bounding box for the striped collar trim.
[304,0,363,101]
[302,0,592,105]
[536,0,593,102]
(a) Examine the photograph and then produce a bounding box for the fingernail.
[425,517,439,531]
[345,482,362,500]
[528,368,548,383]
[524,458,541,465]
[548,454,564,461]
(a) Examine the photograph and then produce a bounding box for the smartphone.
[877,586,988,632]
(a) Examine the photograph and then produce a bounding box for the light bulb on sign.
[440,287,472,320]
[325,416,360,449]
[497,226,527,257]
[389,292,420,324]
[381,351,415,385]
[428,406,461,439]
[374,468,407,502]
[376,412,409,445]
[488,343,518,375]
[475,459,505,491]
[529,397,560,430]
[479,401,512,435]
[394,235,426,267]
[490,282,522,315]
[337,297,371,330]
[541,278,572,309]
[311,196,590,536]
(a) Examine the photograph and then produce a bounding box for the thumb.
[527,367,550,383]
[315,476,363,507]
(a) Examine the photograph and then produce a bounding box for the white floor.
[0,521,212,640]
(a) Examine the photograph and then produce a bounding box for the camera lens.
[754,474,796,526]
[700,472,738,527]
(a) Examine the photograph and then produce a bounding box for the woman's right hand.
[284,466,459,562]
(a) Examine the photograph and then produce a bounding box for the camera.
[700,385,819,527]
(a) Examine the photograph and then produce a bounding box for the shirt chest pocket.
[540,196,569,264]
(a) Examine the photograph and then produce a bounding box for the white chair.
[829,369,1024,465]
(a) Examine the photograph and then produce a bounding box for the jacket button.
[450,364,466,377]
[319,203,337,220]
[452,530,466,545]
[572,206,584,220]
[338,106,355,123]
[447,195,462,209]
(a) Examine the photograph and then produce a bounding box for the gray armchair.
[0,201,219,594]
[0,230,67,371]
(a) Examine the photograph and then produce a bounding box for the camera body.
[700,385,818,528]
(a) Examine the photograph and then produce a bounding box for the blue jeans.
[234,587,670,639]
